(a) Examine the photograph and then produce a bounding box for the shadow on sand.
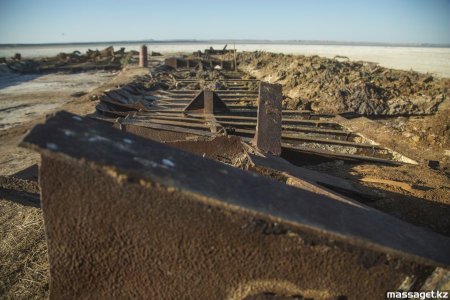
[0,67,41,90]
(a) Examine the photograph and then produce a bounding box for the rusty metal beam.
[281,143,402,165]
[247,153,362,198]
[156,90,258,94]
[139,45,148,68]
[22,112,450,269]
[20,111,450,298]
[165,57,235,70]
[176,79,259,82]
[22,112,450,299]
[253,82,283,155]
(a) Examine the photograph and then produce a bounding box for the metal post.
[233,42,237,71]
[253,81,283,155]
[139,45,148,68]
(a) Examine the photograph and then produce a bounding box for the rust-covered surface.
[93,66,416,165]
[164,56,235,70]
[20,111,450,299]
[253,82,283,155]
[139,45,148,67]
[184,89,230,114]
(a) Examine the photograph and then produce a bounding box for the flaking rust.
[253,81,283,155]
[20,111,450,300]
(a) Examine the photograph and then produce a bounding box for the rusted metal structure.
[164,56,235,70]
[192,45,235,56]
[21,111,450,299]
[94,66,416,165]
[253,82,283,155]
[139,45,148,67]
[17,52,447,299]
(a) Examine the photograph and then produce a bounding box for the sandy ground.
[0,70,115,131]
[0,66,148,298]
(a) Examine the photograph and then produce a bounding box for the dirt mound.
[238,51,449,116]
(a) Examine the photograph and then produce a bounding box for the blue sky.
[0,0,449,44]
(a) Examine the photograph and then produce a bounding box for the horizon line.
[1,39,450,48]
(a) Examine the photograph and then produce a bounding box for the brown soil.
[237,52,450,116]
[237,51,450,169]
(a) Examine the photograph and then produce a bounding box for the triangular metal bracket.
[184,90,230,114]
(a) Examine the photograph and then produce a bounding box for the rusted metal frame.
[154,103,256,110]
[174,70,244,76]
[282,128,360,142]
[154,94,197,99]
[144,109,186,113]
[175,79,259,82]
[227,87,249,90]
[129,118,211,130]
[216,90,258,94]
[21,111,450,268]
[208,115,340,129]
[218,96,257,101]
[205,108,314,118]
[135,114,208,124]
[152,95,256,107]
[156,90,258,95]
[155,99,257,105]
[235,128,382,149]
[140,108,318,118]
[127,111,323,126]
[151,97,256,103]
[281,142,402,165]
[281,125,356,138]
[135,112,192,118]
[120,120,214,137]
[282,133,381,149]
[219,120,359,141]
[166,57,235,70]
[102,109,355,141]
[246,153,363,204]
[99,98,150,112]
[162,81,253,88]
[159,93,257,98]
[154,95,257,100]
[215,119,352,135]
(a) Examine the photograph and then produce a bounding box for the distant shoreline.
[1,40,450,48]
[2,43,449,78]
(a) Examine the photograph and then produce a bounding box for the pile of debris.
[3,46,140,73]
[192,44,236,57]
[238,51,449,116]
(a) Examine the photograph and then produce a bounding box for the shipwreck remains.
[94,59,416,165]
[21,111,450,299]
[15,48,449,299]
